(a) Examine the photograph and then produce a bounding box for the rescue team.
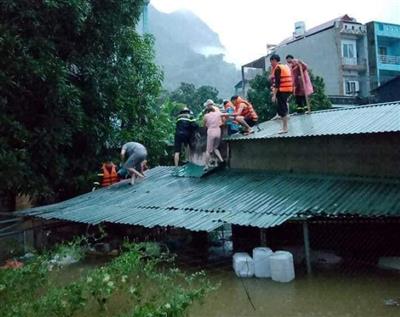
[98,54,313,186]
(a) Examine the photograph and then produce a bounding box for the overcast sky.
[151,0,400,66]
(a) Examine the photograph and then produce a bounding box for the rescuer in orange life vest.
[269,54,293,134]
[230,96,258,135]
[98,160,120,187]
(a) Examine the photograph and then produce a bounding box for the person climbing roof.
[230,96,258,135]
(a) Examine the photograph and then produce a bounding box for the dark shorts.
[124,152,147,171]
[295,95,307,113]
[244,117,257,127]
[174,133,190,153]
[277,92,290,117]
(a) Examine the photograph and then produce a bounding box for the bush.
[0,240,216,317]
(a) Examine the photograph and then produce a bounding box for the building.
[240,55,266,99]
[240,15,371,103]
[137,0,150,35]
[366,21,400,90]
[371,75,400,102]
[22,101,400,273]
[234,80,249,96]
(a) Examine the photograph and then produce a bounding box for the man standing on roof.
[120,141,148,185]
[270,54,293,133]
[286,55,314,114]
[231,96,258,135]
[174,107,197,167]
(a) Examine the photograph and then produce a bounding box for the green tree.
[247,69,331,122]
[0,0,164,208]
[169,82,221,115]
[308,71,332,111]
[247,72,273,122]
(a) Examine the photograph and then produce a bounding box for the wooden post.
[260,229,267,247]
[298,63,311,113]
[241,66,246,96]
[303,221,312,274]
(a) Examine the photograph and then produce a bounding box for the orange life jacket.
[101,163,119,187]
[224,101,234,111]
[234,97,258,121]
[271,64,293,93]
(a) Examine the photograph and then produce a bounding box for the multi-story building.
[240,15,371,102]
[366,21,400,90]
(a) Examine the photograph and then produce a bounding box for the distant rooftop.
[278,14,360,46]
[227,101,400,141]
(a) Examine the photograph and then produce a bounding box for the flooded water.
[189,267,400,317]
[49,255,400,317]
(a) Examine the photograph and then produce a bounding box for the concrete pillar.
[22,219,34,252]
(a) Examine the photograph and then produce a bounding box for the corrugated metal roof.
[172,163,207,178]
[228,102,400,141]
[21,167,400,232]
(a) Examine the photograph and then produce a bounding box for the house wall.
[229,132,400,178]
[367,21,400,89]
[272,23,369,98]
[367,22,379,90]
[374,77,400,102]
[273,28,342,97]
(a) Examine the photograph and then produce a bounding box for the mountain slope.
[148,6,240,98]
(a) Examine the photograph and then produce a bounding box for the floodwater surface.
[51,257,400,317]
[189,268,400,317]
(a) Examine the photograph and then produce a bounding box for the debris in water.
[384,299,400,306]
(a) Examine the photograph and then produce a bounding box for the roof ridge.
[225,169,400,184]
[301,100,400,115]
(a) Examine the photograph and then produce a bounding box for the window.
[378,23,384,31]
[379,47,387,56]
[344,80,359,95]
[342,42,355,58]
[342,40,357,65]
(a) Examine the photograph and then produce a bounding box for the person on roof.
[203,106,224,170]
[286,54,314,114]
[231,95,258,135]
[223,100,240,135]
[270,54,293,134]
[174,107,197,167]
[204,99,221,112]
[196,99,221,128]
[98,160,120,187]
[120,142,148,185]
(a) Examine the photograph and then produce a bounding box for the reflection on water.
[189,267,400,317]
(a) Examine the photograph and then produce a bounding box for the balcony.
[339,23,366,36]
[341,57,367,71]
[378,54,400,65]
[376,24,400,38]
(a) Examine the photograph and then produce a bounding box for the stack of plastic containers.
[232,252,254,277]
[233,248,295,282]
